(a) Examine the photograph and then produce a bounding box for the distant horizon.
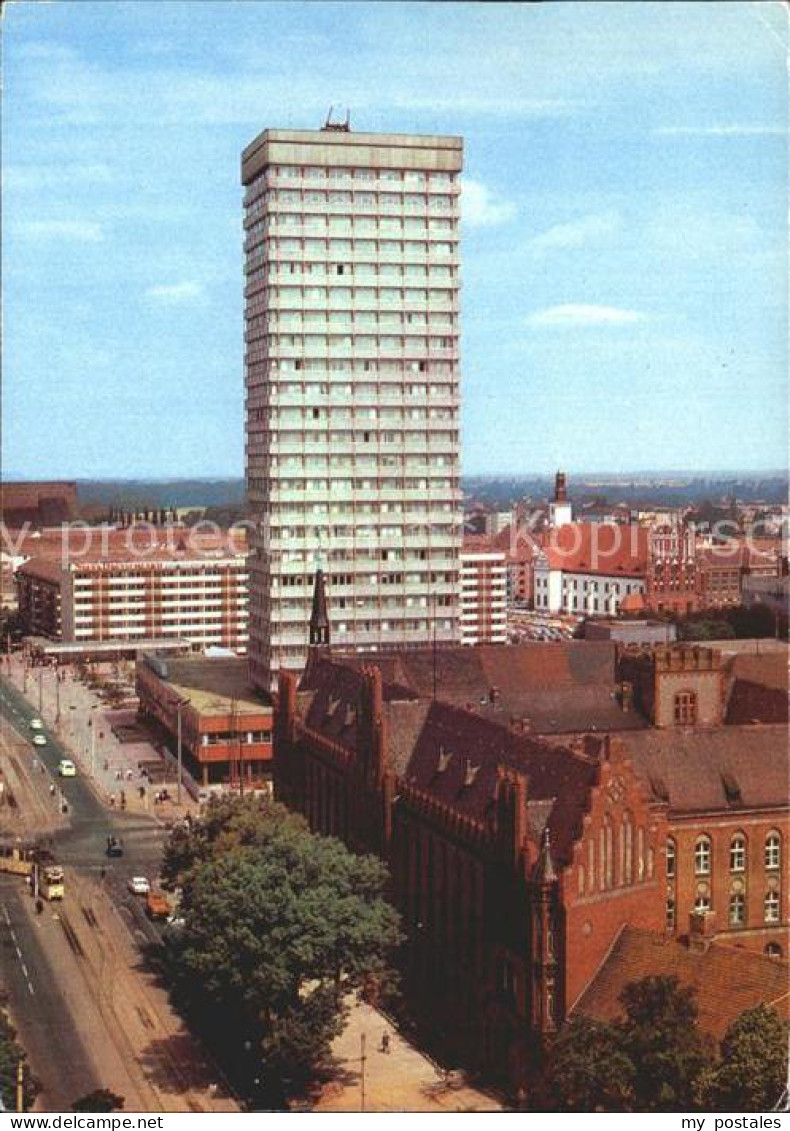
[3,469,788,484]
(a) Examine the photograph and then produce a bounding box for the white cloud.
[144,281,206,304]
[654,124,786,137]
[461,180,517,228]
[528,210,622,253]
[527,304,648,328]
[16,220,104,243]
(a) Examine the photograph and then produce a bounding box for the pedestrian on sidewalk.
[109,793,116,807]
[49,783,55,796]
[380,1033,391,1055]
[103,760,109,772]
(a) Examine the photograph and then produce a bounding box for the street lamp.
[175,698,191,807]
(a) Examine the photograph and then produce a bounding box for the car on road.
[127,876,151,896]
[58,759,77,777]
[106,836,123,858]
[29,718,44,730]
[32,734,47,747]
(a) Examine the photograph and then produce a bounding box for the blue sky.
[3,1,787,478]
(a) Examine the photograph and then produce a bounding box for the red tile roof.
[574,925,790,1040]
[619,725,788,813]
[540,523,648,576]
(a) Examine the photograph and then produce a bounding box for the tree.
[615,975,715,1112]
[71,1089,125,1112]
[163,797,402,1106]
[536,976,715,1113]
[705,1006,789,1113]
[0,1007,39,1111]
[537,1016,635,1112]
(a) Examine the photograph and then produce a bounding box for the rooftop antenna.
[322,105,351,132]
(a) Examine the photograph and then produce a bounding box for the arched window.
[694,836,711,876]
[666,838,676,879]
[765,943,783,959]
[674,690,697,725]
[695,893,711,913]
[765,832,781,871]
[730,834,746,873]
[729,892,745,926]
[764,891,780,923]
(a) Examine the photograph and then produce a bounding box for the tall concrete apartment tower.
[242,126,463,690]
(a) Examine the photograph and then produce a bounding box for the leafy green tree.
[537,1016,635,1112]
[163,797,401,1106]
[161,795,311,888]
[616,975,715,1112]
[71,1089,125,1112]
[705,1006,788,1113]
[0,1007,38,1111]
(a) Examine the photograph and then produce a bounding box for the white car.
[32,734,47,747]
[29,718,44,730]
[58,758,76,776]
[127,876,151,896]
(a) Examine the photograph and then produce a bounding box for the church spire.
[309,566,331,649]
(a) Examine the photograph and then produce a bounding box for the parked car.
[32,734,47,747]
[127,876,151,896]
[146,891,171,920]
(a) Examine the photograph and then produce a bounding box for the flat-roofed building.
[16,529,248,653]
[460,538,507,645]
[136,653,272,788]
[242,125,463,690]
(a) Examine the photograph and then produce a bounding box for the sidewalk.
[3,655,198,824]
[314,999,503,1113]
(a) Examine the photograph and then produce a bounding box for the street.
[0,671,238,1113]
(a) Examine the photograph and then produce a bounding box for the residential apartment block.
[242,126,463,690]
[16,533,248,653]
[460,539,508,645]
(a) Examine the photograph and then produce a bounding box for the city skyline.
[3,1,788,479]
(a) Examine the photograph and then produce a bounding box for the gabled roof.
[574,925,790,1040]
[404,700,598,864]
[538,523,648,577]
[621,725,788,813]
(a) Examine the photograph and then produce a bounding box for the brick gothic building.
[273,580,788,1090]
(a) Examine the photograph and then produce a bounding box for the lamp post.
[175,698,190,807]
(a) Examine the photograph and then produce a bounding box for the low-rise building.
[136,652,272,788]
[534,523,648,616]
[272,595,788,1095]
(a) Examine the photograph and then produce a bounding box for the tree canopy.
[539,976,717,1113]
[162,796,402,1107]
[71,1089,125,1112]
[0,1005,38,1112]
[704,1005,789,1113]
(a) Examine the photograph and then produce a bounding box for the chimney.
[687,909,717,952]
